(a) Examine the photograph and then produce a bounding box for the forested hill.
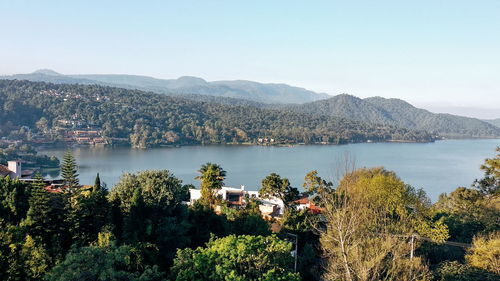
[290,94,500,138]
[0,80,432,148]
[0,70,330,104]
[484,118,500,128]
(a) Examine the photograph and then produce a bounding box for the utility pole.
[410,234,415,260]
[286,233,298,272]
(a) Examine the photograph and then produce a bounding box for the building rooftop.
[0,165,11,176]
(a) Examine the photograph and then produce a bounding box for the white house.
[0,161,22,179]
[188,186,285,216]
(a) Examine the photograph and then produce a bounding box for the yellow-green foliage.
[466,231,500,274]
[21,235,50,280]
[321,167,437,281]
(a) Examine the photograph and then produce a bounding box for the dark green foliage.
[0,176,30,224]
[473,147,499,195]
[260,173,299,209]
[66,186,110,246]
[0,79,433,148]
[433,261,499,281]
[44,244,166,281]
[60,150,79,188]
[170,234,301,281]
[22,176,70,259]
[280,208,322,281]
[0,223,27,281]
[94,173,101,191]
[108,170,190,270]
[186,201,229,248]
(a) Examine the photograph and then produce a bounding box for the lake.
[39,139,499,201]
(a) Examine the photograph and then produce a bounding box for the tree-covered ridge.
[484,118,500,128]
[0,79,432,148]
[1,70,330,104]
[290,94,500,138]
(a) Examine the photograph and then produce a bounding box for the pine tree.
[93,173,101,192]
[23,174,51,240]
[22,174,70,258]
[60,150,79,189]
[67,173,109,246]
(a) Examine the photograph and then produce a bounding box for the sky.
[1,0,499,118]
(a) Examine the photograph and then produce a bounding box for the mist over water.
[40,139,499,202]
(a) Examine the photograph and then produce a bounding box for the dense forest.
[289,94,500,138]
[0,80,433,148]
[0,147,498,280]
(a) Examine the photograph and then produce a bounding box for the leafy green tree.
[186,201,229,248]
[123,188,147,243]
[170,234,301,281]
[434,186,499,244]
[108,170,190,269]
[473,146,499,195]
[0,176,30,224]
[22,175,69,259]
[320,167,440,281]
[434,261,499,281]
[109,170,188,214]
[60,150,79,189]
[303,170,333,206]
[44,243,166,281]
[20,235,50,281]
[221,202,271,237]
[465,231,500,274]
[0,223,25,281]
[259,173,299,210]
[195,163,226,206]
[66,184,110,246]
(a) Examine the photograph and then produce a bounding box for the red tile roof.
[294,197,310,205]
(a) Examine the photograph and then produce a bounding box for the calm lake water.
[40,139,499,201]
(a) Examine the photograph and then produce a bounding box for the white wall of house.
[188,186,285,215]
[8,161,22,178]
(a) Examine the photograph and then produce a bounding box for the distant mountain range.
[484,118,500,128]
[0,69,330,104]
[289,94,500,138]
[1,69,499,138]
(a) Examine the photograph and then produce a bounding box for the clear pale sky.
[1,1,499,118]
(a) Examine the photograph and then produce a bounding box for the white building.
[188,186,285,216]
[0,161,22,179]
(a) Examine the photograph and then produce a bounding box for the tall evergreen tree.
[67,173,109,246]
[23,174,51,239]
[93,173,101,192]
[60,150,79,189]
[22,174,70,259]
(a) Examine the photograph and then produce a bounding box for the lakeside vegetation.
[0,80,434,148]
[0,143,59,168]
[0,147,498,280]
